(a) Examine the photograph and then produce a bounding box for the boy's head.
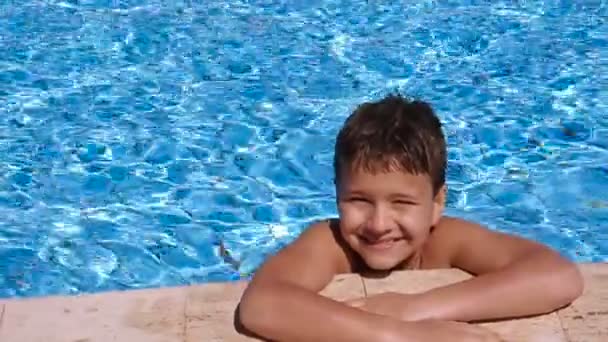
[333,94,448,270]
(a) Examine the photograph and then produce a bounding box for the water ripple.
[0,0,606,297]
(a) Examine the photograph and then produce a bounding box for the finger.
[346,299,365,307]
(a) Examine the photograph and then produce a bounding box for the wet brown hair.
[333,93,447,195]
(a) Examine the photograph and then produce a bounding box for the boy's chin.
[362,256,408,271]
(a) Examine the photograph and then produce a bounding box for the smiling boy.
[238,94,584,342]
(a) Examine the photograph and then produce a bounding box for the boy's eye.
[349,197,368,203]
[394,200,416,205]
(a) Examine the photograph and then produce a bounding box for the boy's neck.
[356,250,423,279]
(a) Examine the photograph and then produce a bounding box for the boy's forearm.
[239,282,407,342]
[421,252,583,322]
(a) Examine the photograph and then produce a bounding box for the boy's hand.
[391,320,505,342]
[346,292,433,322]
[347,293,505,341]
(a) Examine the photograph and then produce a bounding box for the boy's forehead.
[337,167,434,195]
[339,161,431,179]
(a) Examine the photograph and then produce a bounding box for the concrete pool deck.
[0,263,605,341]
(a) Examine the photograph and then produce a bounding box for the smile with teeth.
[361,237,404,249]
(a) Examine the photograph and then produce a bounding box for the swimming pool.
[0,1,606,298]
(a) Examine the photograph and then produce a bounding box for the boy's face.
[336,167,445,271]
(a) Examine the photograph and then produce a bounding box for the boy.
[238,94,584,342]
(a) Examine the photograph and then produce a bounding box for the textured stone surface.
[319,273,366,301]
[0,304,5,331]
[362,268,567,342]
[362,268,472,294]
[558,263,608,342]
[0,264,605,342]
[185,281,254,342]
[0,286,187,342]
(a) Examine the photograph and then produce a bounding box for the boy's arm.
[238,220,406,342]
[418,217,584,322]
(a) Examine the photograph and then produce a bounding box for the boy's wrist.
[396,291,442,322]
[379,320,419,342]
[415,285,470,322]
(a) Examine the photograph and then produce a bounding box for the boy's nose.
[365,207,393,238]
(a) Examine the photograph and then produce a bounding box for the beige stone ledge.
[556,263,608,342]
[0,263,605,341]
[363,268,565,342]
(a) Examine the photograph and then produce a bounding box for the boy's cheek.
[338,207,367,226]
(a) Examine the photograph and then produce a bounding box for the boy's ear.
[432,185,447,225]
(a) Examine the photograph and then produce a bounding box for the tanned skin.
[238,169,583,342]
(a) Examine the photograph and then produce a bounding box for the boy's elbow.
[555,262,584,305]
[237,289,273,335]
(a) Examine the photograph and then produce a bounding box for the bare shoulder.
[421,216,471,268]
[247,219,352,292]
[438,216,486,233]
[423,216,501,268]
[431,215,539,248]
[426,215,548,274]
[429,215,491,243]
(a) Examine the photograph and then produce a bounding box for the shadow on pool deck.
[0,263,606,341]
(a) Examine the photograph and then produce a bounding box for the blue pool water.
[1,1,607,298]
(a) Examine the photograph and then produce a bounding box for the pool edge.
[0,263,605,341]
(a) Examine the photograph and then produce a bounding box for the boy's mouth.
[360,237,404,250]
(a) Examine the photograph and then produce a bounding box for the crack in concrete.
[0,304,5,331]
[556,311,572,342]
[360,277,368,297]
[181,298,188,342]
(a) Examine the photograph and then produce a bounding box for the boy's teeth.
[367,239,395,244]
